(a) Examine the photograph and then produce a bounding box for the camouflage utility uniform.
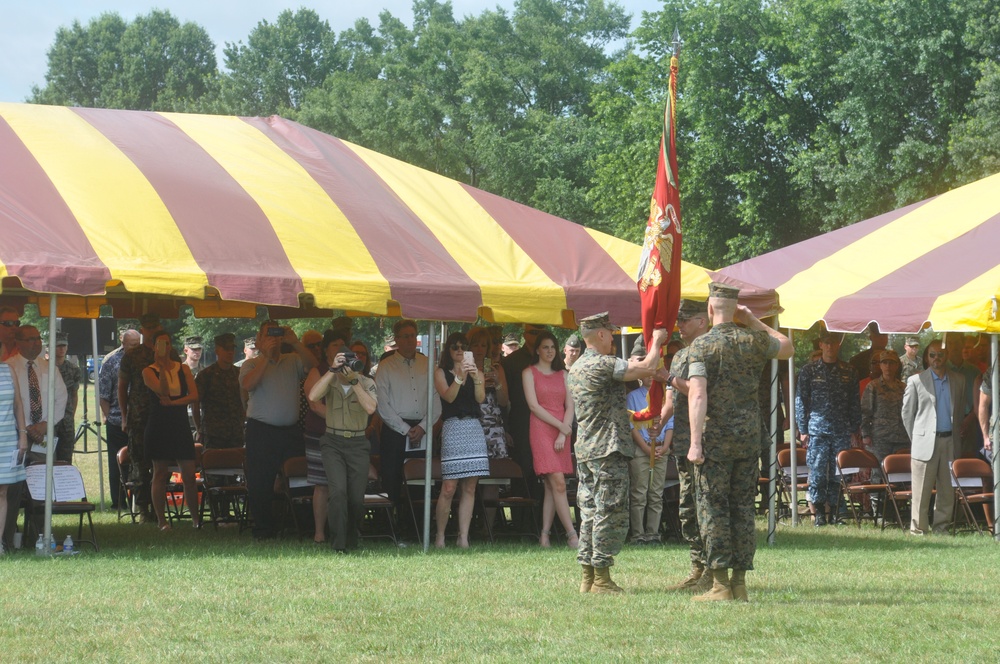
[687,322,779,571]
[55,359,82,463]
[794,359,861,508]
[669,348,703,565]
[568,348,632,569]
[195,363,245,449]
[860,377,909,482]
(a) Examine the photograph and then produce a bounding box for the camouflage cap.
[564,334,582,349]
[578,312,618,333]
[707,281,740,300]
[676,298,708,320]
[184,335,203,349]
[502,333,521,346]
[55,333,69,346]
[243,337,256,348]
[214,333,236,348]
[905,337,920,347]
[879,349,900,363]
[630,335,646,358]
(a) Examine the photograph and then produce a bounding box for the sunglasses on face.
[450,343,467,351]
[0,320,20,327]
[927,351,945,359]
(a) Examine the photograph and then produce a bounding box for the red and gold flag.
[631,44,683,427]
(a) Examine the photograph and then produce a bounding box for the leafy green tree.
[31,10,216,110]
[220,8,337,116]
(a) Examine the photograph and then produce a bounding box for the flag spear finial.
[672,27,682,58]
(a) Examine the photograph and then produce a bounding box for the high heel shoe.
[539,530,551,548]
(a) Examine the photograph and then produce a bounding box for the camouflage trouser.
[806,434,849,508]
[576,452,630,569]
[675,456,704,565]
[694,454,757,570]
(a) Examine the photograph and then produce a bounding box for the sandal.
[567,530,579,549]
[539,530,551,548]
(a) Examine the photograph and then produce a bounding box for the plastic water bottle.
[50,536,57,553]
[35,534,45,556]
[63,535,74,554]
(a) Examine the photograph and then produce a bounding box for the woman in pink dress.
[522,331,577,548]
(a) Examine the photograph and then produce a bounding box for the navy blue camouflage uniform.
[794,359,861,508]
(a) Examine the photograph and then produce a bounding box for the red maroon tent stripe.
[0,116,110,295]
[246,117,483,320]
[823,212,1000,332]
[73,107,304,306]
[461,186,641,323]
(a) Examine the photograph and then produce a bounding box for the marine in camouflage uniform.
[54,335,82,463]
[194,335,245,449]
[860,350,910,483]
[568,312,666,594]
[900,337,921,382]
[794,331,861,524]
[686,282,787,602]
[661,298,710,591]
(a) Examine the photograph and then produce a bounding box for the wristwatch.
[349,378,359,385]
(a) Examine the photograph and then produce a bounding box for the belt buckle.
[343,430,354,438]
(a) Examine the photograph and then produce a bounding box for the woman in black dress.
[143,331,200,530]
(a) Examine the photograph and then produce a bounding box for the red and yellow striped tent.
[719,172,1000,333]
[0,103,773,324]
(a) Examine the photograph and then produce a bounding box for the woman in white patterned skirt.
[433,332,488,548]
[0,363,28,554]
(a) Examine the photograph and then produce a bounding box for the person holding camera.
[308,330,378,552]
[240,320,317,540]
[434,332,489,548]
[142,331,200,530]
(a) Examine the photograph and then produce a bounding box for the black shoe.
[814,513,827,527]
[830,515,847,526]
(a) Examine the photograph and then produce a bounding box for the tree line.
[28,0,1000,271]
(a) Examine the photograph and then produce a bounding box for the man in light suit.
[901,339,965,535]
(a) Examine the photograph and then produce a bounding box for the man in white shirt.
[375,320,441,507]
[5,325,68,463]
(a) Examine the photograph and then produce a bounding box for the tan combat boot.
[692,567,714,594]
[590,566,624,594]
[666,562,705,592]
[691,568,733,602]
[580,565,595,593]
[730,569,749,602]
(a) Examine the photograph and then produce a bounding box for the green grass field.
[3,431,999,662]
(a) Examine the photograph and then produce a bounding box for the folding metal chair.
[950,458,995,535]
[278,456,313,538]
[361,463,397,544]
[201,447,248,531]
[777,447,808,521]
[479,458,539,543]
[115,446,139,523]
[24,463,99,551]
[882,453,914,530]
[836,448,887,527]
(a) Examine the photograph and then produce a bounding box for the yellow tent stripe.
[2,104,208,297]
[347,143,568,321]
[161,113,393,314]
[775,176,1000,330]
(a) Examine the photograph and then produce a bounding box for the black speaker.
[59,318,118,356]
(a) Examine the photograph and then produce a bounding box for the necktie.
[27,360,42,425]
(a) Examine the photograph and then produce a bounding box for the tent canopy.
[0,103,777,325]
[719,173,1000,333]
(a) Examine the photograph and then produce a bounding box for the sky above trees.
[0,0,662,102]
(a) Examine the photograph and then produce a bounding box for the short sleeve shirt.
[240,353,306,427]
[567,348,631,463]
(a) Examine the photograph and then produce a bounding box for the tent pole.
[43,294,58,550]
[422,321,437,553]
[992,333,999,541]
[768,355,778,545]
[92,318,105,510]
[787,328,799,527]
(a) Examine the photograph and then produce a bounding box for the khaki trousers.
[628,452,669,540]
[910,434,954,534]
